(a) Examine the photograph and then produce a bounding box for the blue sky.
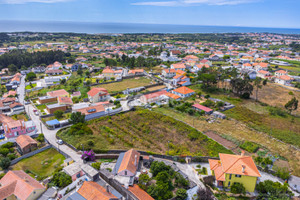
[0,0,299,28]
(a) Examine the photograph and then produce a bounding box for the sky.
[0,0,299,28]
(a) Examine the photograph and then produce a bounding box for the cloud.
[132,0,259,6]
[0,0,71,4]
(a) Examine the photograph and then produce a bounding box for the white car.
[57,140,63,145]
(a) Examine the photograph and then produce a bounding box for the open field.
[92,77,154,93]
[57,109,232,157]
[253,83,300,114]
[154,106,300,176]
[12,148,65,180]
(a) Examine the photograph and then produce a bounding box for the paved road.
[17,76,82,163]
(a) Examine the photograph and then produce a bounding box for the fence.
[10,145,52,165]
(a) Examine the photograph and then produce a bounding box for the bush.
[269,107,287,117]
[91,162,101,170]
[68,123,93,135]
[1,142,14,149]
[256,180,293,199]
[239,141,259,153]
[54,110,64,119]
[0,157,11,170]
[176,188,187,200]
[87,140,94,146]
[36,134,45,143]
[51,172,72,188]
[274,167,290,180]
[0,148,9,156]
[230,182,246,194]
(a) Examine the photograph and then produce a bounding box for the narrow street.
[18,76,82,162]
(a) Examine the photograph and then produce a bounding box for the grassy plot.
[25,83,37,90]
[92,77,153,93]
[153,106,300,176]
[12,148,65,180]
[57,109,232,157]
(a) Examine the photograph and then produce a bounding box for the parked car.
[33,110,39,116]
[57,140,63,145]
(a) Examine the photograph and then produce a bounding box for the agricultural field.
[57,109,232,157]
[12,148,65,180]
[92,77,154,93]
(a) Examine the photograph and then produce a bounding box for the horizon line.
[0,19,300,30]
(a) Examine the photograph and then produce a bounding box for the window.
[229,174,232,180]
[228,182,231,187]
[125,171,127,176]
[235,175,242,178]
[76,173,81,178]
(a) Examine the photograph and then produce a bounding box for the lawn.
[12,148,65,180]
[57,109,232,157]
[41,113,71,123]
[25,83,37,90]
[92,77,153,93]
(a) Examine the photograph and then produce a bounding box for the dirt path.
[204,131,240,154]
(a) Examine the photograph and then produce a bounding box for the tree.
[285,97,298,114]
[0,157,11,170]
[60,79,66,84]
[0,148,9,156]
[254,77,267,101]
[230,78,253,98]
[36,134,45,143]
[51,172,72,188]
[54,110,64,119]
[8,64,17,73]
[176,188,187,200]
[256,180,293,200]
[138,173,150,190]
[25,72,37,81]
[69,112,85,124]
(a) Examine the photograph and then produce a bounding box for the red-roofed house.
[128,184,154,200]
[47,89,69,98]
[162,68,177,78]
[77,104,106,121]
[171,63,187,71]
[172,75,191,86]
[208,152,261,192]
[171,86,195,98]
[87,88,110,103]
[139,90,168,104]
[275,75,294,85]
[200,59,212,66]
[192,104,213,114]
[257,70,272,79]
[58,96,73,105]
[16,135,38,155]
[76,181,118,200]
[275,70,288,77]
[0,170,46,200]
[115,149,140,177]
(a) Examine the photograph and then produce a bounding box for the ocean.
[0,20,299,34]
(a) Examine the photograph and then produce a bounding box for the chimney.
[242,165,246,173]
[134,155,137,167]
[106,184,110,193]
[241,150,245,157]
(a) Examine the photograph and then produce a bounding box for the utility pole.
[40,122,43,134]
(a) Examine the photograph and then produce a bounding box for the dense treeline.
[104,54,162,68]
[290,42,300,52]
[0,50,66,69]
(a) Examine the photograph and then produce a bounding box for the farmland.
[57,109,232,157]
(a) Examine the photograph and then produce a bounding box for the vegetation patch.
[57,109,232,157]
[239,141,259,153]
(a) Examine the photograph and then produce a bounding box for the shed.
[46,119,60,129]
[212,111,226,119]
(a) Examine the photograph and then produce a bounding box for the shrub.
[54,110,64,119]
[91,162,101,170]
[0,157,11,170]
[274,167,290,180]
[87,140,94,147]
[51,172,72,188]
[176,188,187,200]
[201,167,207,175]
[256,180,293,199]
[230,182,246,194]
[239,141,259,153]
[0,148,9,156]
[36,134,45,143]
[269,107,286,117]
[1,142,14,149]
[68,123,93,135]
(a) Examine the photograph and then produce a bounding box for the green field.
[25,83,37,90]
[92,77,153,93]
[57,109,232,157]
[12,148,65,180]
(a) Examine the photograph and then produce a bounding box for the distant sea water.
[0,20,300,34]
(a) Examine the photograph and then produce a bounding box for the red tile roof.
[47,89,69,98]
[77,181,117,200]
[142,90,167,100]
[128,184,154,200]
[87,88,108,97]
[77,104,105,115]
[173,86,195,95]
[0,170,45,200]
[118,149,140,175]
[58,96,73,105]
[16,135,37,149]
[192,104,213,112]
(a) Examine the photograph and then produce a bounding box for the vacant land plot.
[253,83,300,114]
[57,109,231,157]
[12,148,65,180]
[92,77,153,93]
[154,107,300,176]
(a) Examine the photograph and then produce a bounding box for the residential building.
[87,88,110,103]
[139,90,169,104]
[58,96,73,106]
[0,114,26,138]
[68,181,119,200]
[71,91,81,98]
[77,104,106,121]
[114,149,140,177]
[10,73,22,85]
[171,86,195,98]
[199,59,212,66]
[170,50,181,57]
[128,69,145,76]
[172,75,191,86]
[171,63,187,71]
[0,170,46,200]
[208,152,261,192]
[46,104,68,114]
[275,70,288,77]
[192,104,213,114]
[45,69,63,75]
[257,70,272,79]
[128,184,154,200]
[16,135,38,155]
[162,68,176,78]
[3,90,17,98]
[275,75,294,85]
[165,92,181,101]
[64,162,85,181]
[47,89,70,98]
[38,96,57,104]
